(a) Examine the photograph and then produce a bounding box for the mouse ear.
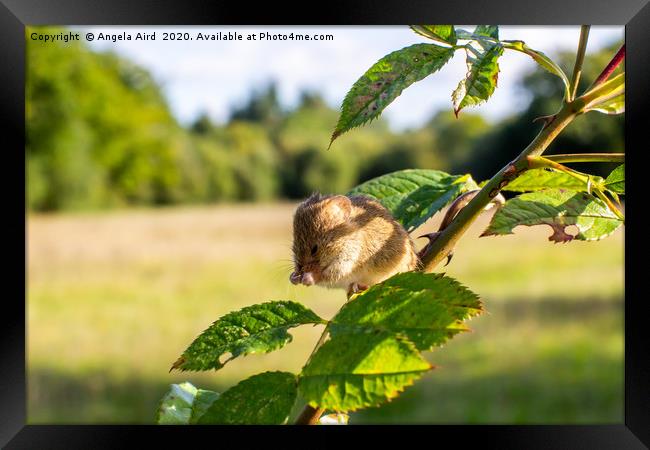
[323,195,352,222]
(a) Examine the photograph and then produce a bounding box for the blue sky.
[75,26,624,131]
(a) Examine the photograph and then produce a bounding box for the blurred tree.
[27,27,186,210]
[190,112,217,136]
[425,110,489,175]
[229,82,284,128]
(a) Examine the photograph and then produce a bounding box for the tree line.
[26,27,623,211]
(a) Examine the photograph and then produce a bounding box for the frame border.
[2,1,648,448]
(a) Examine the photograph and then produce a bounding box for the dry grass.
[26,203,624,423]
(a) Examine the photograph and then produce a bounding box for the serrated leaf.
[504,168,590,192]
[482,189,623,242]
[330,272,483,351]
[299,331,432,412]
[410,25,457,45]
[452,42,504,116]
[330,44,454,145]
[347,169,478,232]
[157,382,198,424]
[171,301,325,372]
[197,372,298,424]
[473,25,499,39]
[604,164,625,194]
[587,93,624,115]
[502,40,571,100]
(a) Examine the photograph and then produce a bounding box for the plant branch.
[569,26,590,101]
[590,44,625,89]
[545,153,624,164]
[419,103,579,271]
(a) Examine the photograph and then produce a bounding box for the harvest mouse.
[289,193,419,296]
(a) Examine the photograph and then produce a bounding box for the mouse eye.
[310,245,318,256]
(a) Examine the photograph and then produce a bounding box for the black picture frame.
[2,1,648,448]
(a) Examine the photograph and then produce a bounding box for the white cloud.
[74,25,623,130]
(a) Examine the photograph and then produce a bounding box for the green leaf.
[330,43,455,145]
[157,382,198,424]
[583,73,625,112]
[171,301,325,371]
[347,169,478,232]
[473,25,499,39]
[189,389,221,424]
[587,93,624,115]
[482,189,624,242]
[197,372,298,424]
[331,272,483,351]
[409,25,457,45]
[604,164,625,194]
[503,168,590,192]
[299,331,432,412]
[452,41,504,116]
[502,40,571,100]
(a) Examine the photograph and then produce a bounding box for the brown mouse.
[289,193,419,296]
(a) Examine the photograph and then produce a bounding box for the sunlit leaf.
[299,331,432,412]
[330,44,454,145]
[197,372,298,424]
[171,301,325,371]
[502,40,571,100]
[452,41,504,116]
[583,73,625,112]
[348,169,478,232]
[473,25,499,39]
[503,168,590,192]
[331,272,483,351]
[409,25,457,45]
[318,413,350,425]
[587,94,624,115]
[482,189,623,242]
[604,164,625,194]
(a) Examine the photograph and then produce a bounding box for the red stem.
[592,44,625,87]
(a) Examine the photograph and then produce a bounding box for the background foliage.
[27,27,623,211]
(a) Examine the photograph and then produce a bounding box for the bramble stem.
[545,153,624,163]
[569,26,590,101]
[590,44,625,89]
[295,406,326,425]
[420,103,579,271]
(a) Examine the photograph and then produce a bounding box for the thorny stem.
[419,104,579,271]
[589,44,626,89]
[569,26,591,101]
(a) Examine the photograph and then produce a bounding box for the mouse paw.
[347,282,369,299]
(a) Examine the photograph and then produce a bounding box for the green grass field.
[27,203,624,424]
